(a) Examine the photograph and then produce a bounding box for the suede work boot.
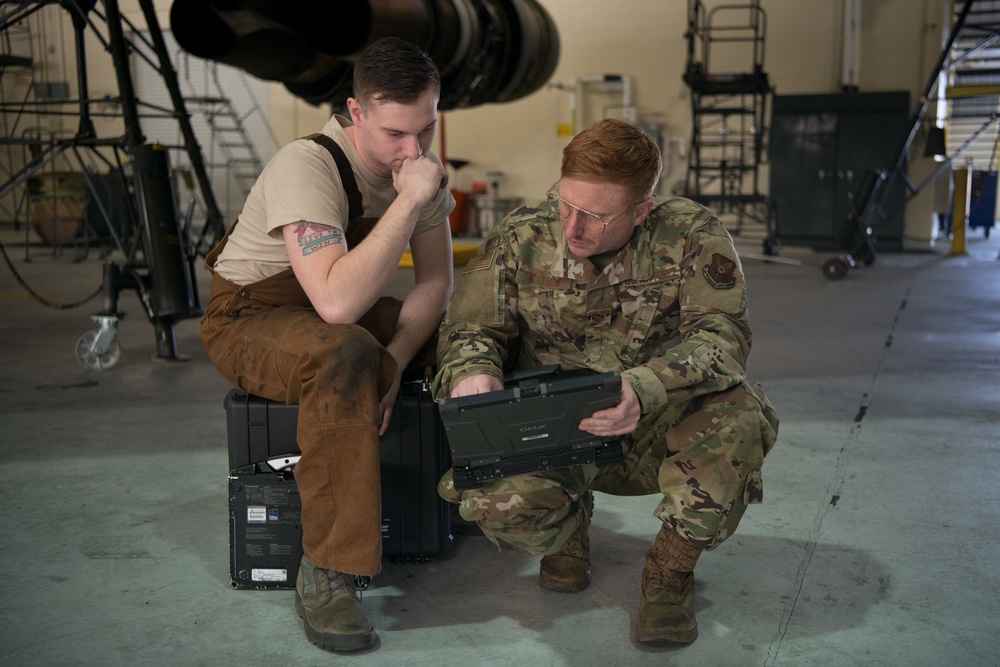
[294,555,377,653]
[539,491,593,592]
[636,525,702,644]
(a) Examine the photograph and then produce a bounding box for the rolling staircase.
[943,1,1000,168]
[847,0,1000,253]
[183,64,266,204]
[682,0,777,252]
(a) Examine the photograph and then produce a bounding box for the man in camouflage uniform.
[434,118,778,644]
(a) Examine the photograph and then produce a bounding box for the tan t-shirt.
[213,115,453,286]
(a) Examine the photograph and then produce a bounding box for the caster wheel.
[76,328,122,370]
[822,257,849,281]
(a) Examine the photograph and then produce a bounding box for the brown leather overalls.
[200,138,417,577]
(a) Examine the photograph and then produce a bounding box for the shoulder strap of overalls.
[205,133,365,271]
[309,133,364,221]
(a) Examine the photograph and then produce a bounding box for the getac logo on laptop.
[438,366,624,489]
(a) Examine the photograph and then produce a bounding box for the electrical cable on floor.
[0,237,101,310]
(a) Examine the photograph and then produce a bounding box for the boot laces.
[316,568,369,601]
[556,529,587,559]
[644,559,689,599]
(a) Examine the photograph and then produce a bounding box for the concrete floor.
[1,223,998,667]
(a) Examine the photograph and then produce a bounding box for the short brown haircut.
[353,37,441,108]
[561,118,662,203]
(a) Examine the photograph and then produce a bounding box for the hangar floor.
[1,223,997,666]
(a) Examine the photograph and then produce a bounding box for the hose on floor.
[0,237,101,310]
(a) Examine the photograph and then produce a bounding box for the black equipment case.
[226,369,453,589]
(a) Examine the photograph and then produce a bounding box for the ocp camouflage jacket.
[434,196,752,415]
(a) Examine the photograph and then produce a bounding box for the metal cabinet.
[770,92,909,251]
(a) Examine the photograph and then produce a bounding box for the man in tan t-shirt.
[200,37,454,654]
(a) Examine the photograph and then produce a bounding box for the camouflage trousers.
[438,381,778,554]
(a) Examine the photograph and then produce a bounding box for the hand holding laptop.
[578,379,641,437]
[451,374,504,397]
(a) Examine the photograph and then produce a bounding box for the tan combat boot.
[294,555,377,652]
[635,525,702,644]
[539,491,593,592]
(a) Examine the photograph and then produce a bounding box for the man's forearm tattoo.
[292,221,343,256]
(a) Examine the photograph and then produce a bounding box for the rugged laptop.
[438,367,624,489]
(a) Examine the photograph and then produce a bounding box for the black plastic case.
[226,372,453,589]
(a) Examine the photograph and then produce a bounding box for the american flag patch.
[463,249,497,274]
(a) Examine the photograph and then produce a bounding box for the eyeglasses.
[545,182,635,234]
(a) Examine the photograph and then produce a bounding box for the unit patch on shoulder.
[703,253,737,289]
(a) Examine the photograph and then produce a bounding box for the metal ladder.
[0,2,35,237]
[682,0,777,253]
[183,64,266,206]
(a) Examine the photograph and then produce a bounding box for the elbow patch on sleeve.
[446,247,504,326]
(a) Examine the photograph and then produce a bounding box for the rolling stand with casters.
[75,144,203,370]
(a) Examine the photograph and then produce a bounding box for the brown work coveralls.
[200,224,403,578]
